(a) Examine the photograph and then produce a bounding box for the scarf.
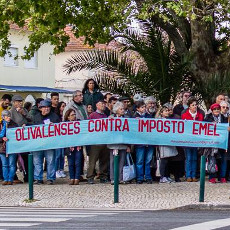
[189,110,197,120]
[74,102,88,119]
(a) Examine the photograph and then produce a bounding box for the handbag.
[123,153,136,182]
[207,155,218,174]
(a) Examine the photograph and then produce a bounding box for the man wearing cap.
[32,99,60,185]
[10,95,33,183]
[87,100,109,184]
[119,96,132,118]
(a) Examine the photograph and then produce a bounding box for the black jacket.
[33,111,60,125]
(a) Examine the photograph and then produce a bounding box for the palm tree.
[63,22,189,103]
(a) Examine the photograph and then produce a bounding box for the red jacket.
[181,109,204,121]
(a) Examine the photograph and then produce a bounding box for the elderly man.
[87,100,109,184]
[63,90,88,121]
[144,96,157,118]
[10,95,33,183]
[32,100,60,185]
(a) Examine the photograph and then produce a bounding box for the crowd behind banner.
[0,78,230,186]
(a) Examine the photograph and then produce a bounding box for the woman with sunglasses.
[220,101,230,118]
[181,97,204,182]
[64,109,83,185]
[204,103,228,183]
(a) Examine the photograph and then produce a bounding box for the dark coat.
[33,111,60,125]
[83,89,104,111]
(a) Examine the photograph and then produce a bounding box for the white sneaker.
[56,171,62,178]
[60,170,66,178]
[167,177,175,183]
[159,177,171,183]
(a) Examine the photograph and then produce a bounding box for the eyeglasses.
[213,108,220,111]
[222,106,229,109]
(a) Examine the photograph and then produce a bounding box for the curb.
[174,204,230,211]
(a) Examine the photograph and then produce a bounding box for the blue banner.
[6,118,229,154]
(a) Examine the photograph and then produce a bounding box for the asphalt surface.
[1,207,230,230]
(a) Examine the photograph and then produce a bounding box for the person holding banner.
[107,101,131,184]
[87,100,109,184]
[134,101,154,184]
[157,106,178,183]
[10,95,33,184]
[0,110,18,185]
[32,100,60,185]
[181,97,204,182]
[204,103,228,183]
[64,109,83,185]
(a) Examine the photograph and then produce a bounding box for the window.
[4,47,18,67]
[24,52,38,69]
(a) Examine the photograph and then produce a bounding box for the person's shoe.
[60,170,66,178]
[69,179,75,185]
[186,178,193,182]
[146,179,153,184]
[79,176,87,182]
[220,178,227,183]
[7,181,13,185]
[100,178,109,184]
[87,178,95,184]
[47,180,54,185]
[167,177,175,183]
[2,181,8,186]
[56,171,62,178]
[74,179,80,185]
[13,179,23,184]
[159,177,170,183]
[192,178,199,182]
[111,181,114,185]
[209,178,216,184]
[175,178,181,182]
[136,180,143,184]
[34,180,43,185]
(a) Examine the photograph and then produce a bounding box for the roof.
[0,85,73,94]
[64,26,121,52]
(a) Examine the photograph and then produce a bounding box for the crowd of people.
[0,78,230,186]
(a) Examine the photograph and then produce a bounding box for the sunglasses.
[213,108,220,111]
[222,106,229,109]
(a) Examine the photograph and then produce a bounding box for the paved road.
[1,207,230,230]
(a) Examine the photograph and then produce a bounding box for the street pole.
[114,150,119,203]
[199,155,206,202]
[28,153,34,200]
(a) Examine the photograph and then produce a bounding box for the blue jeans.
[33,149,56,181]
[135,145,154,181]
[0,153,17,182]
[209,151,227,179]
[67,150,83,180]
[55,148,65,171]
[185,148,197,178]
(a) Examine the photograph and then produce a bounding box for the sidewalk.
[0,178,230,210]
